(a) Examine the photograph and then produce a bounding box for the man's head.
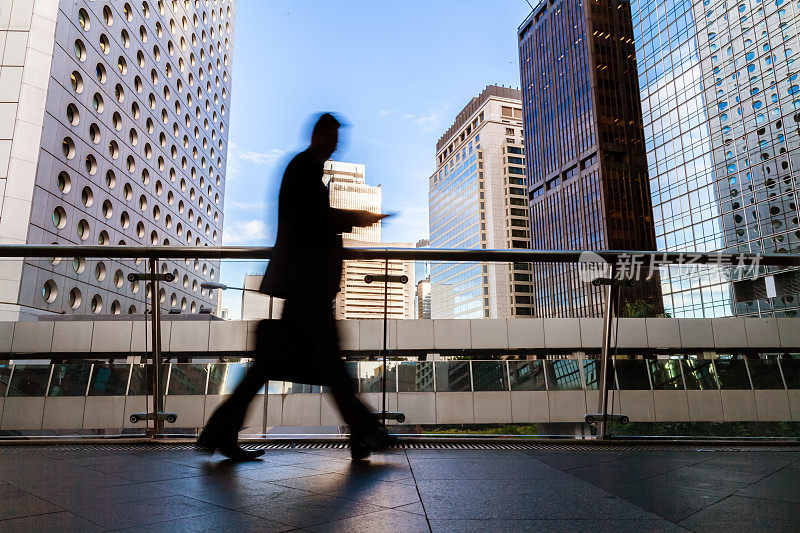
[310,113,341,160]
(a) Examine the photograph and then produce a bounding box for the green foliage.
[609,421,800,438]
[619,300,671,318]
[422,424,539,435]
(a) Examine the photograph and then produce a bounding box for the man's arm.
[330,209,388,234]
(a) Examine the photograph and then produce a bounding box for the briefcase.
[253,319,334,386]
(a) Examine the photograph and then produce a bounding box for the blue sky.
[219,0,532,315]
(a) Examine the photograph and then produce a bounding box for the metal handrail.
[0,244,799,266]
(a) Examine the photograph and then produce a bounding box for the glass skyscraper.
[518,0,661,317]
[429,86,533,319]
[631,0,800,317]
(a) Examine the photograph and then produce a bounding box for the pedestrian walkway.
[0,443,797,531]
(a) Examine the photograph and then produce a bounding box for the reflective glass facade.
[631,0,800,317]
[429,86,534,319]
[519,0,661,317]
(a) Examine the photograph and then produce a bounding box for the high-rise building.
[416,277,430,319]
[518,0,661,317]
[429,85,534,319]
[630,0,800,317]
[0,0,234,320]
[325,161,414,320]
[414,238,430,285]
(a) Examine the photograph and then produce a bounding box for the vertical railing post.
[381,256,389,427]
[596,264,617,440]
[148,257,165,437]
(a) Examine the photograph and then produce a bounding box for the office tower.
[416,277,431,319]
[0,0,234,320]
[429,85,534,319]
[630,0,800,317]
[325,161,414,320]
[518,0,661,317]
[414,238,430,285]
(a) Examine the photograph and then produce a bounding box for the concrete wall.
[1,317,797,354]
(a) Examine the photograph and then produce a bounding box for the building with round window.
[0,0,235,319]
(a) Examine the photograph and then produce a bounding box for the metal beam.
[0,245,797,267]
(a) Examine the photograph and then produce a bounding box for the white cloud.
[237,147,285,165]
[401,105,449,131]
[222,219,270,245]
[379,108,395,117]
[226,141,286,180]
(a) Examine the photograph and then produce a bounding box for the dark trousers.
[207,298,377,439]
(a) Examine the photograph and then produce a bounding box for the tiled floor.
[0,444,798,532]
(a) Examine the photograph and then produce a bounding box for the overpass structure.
[1,316,798,434]
[0,244,798,439]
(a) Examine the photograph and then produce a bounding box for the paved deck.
[0,443,797,532]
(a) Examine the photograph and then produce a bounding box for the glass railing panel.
[509,360,546,391]
[0,365,11,397]
[747,359,785,389]
[648,360,684,390]
[397,361,434,392]
[545,359,583,390]
[7,365,51,397]
[207,363,227,394]
[48,363,92,396]
[471,361,508,391]
[127,363,165,395]
[221,362,249,394]
[583,359,599,390]
[167,364,208,395]
[614,360,651,390]
[88,364,131,396]
[715,358,752,389]
[357,361,397,393]
[286,383,323,393]
[780,358,800,389]
[435,361,471,392]
[682,359,719,390]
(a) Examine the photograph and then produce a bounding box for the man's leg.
[303,302,396,458]
[198,321,272,459]
[206,357,268,431]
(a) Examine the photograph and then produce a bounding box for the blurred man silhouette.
[198,113,396,461]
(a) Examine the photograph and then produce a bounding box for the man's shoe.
[350,427,399,461]
[197,428,264,461]
[217,443,265,461]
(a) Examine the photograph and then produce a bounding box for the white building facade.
[0,0,234,320]
[429,86,533,319]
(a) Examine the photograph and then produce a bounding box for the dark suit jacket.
[259,149,360,300]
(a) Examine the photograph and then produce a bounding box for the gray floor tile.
[236,464,322,483]
[736,466,800,503]
[85,458,207,483]
[112,508,295,533]
[679,495,800,533]
[274,472,421,508]
[306,508,429,533]
[567,456,702,483]
[416,478,659,520]
[238,493,388,528]
[71,494,221,530]
[154,474,312,508]
[588,480,728,522]
[0,493,63,521]
[645,469,751,494]
[0,511,102,533]
[408,457,554,480]
[394,501,426,515]
[23,481,173,512]
[429,518,688,532]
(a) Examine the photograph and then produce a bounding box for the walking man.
[198,113,396,461]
